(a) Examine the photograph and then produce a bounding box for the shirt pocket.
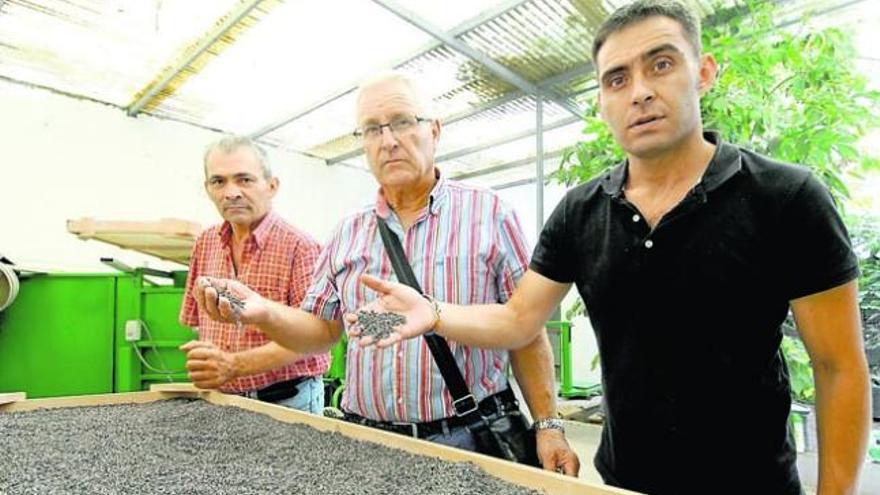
[433,255,497,305]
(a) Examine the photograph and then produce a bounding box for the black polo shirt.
[531,132,858,495]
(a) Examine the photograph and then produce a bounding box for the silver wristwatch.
[533,417,565,433]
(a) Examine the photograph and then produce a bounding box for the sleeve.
[179,234,204,327]
[288,236,321,307]
[776,173,859,300]
[493,202,532,303]
[529,193,576,284]
[299,227,343,321]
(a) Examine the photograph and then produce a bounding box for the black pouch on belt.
[255,377,305,402]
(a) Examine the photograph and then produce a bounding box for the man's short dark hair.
[592,0,702,63]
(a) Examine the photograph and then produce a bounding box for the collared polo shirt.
[531,132,858,495]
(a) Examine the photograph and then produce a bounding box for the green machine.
[546,321,601,399]
[0,268,194,398]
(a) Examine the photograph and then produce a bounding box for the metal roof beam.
[127,0,267,116]
[250,0,532,138]
[452,148,566,181]
[325,62,594,165]
[371,0,583,119]
[435,114,580,163]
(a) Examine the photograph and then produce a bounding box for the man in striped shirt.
[190,73,580,475]
[179,136,329,413]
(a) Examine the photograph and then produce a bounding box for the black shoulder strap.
[375,216,479,417]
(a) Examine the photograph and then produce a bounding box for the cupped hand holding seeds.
[195,276,267,329]
[344,274,439,348]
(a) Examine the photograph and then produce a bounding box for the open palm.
[345,274,437,348]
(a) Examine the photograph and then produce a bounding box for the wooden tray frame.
[0,385,639,495]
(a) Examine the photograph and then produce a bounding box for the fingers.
[359,274,395,295]
[179,340,216,353]
[185,347,221,362]
[374,332,402,349]
[560,454,581,477]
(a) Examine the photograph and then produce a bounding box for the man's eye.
[392,116,416,128]
[609,75,626,88]
[655,59,673,71]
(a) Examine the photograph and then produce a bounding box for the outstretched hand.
[343,274,438,348]
[193,276,267,327]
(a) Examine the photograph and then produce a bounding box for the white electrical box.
[124,320,142,342]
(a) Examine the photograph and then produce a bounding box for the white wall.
[0,79,376,273]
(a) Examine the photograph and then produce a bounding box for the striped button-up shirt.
[301,173,531,422]
[180,210,330,393]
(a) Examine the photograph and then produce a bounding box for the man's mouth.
[629,115,663,128]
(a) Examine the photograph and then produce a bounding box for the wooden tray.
[0,384,639,495]
[67,217,201,265]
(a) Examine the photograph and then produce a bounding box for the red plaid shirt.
[180,210,329,393]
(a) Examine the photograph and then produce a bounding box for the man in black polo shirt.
[349,1,870,494]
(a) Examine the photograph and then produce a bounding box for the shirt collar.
[218,210,278,249]
[375,168,447,220]
[600,131,743,197]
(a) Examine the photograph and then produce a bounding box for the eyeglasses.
[353,115,431,141]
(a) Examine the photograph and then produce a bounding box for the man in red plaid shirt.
[178,135,329,413]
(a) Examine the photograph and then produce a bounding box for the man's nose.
[379,125,399,149]
[222,183,242,199]
[630,73,655,106]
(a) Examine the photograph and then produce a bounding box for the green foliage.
[781,335,815,403]
[552,0,880,207]
[849,216,880,351]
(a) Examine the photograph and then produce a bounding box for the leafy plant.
[553,0,880,203]
[781,335,815,403]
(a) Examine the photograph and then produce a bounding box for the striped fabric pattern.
[180,210,330,393]
[302,174,531,422]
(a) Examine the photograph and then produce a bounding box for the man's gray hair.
[203,135,273,179]
[355,70,438,119]
[592,0,702,62]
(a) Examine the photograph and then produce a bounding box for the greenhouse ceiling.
[0,0,875,189]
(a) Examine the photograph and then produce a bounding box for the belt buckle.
[452,394,479,417]
[392,421,418,438]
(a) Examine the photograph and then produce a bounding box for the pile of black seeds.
[0,399,542,495]
[356,310,406,341]
[209,280,246,329]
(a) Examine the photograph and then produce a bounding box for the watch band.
[533,417,565,433]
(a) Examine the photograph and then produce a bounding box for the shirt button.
[645,239,654,249]
[632,214,640,222]
[397,397,403,404]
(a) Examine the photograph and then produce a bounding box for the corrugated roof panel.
[0,0,239,106]
[437,94,570,155]
[262,88,360,159]
[146,0,435,134]
[443,119,583,177]
[400,0,518,31]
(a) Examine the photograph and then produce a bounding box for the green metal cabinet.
[0,270,193,398]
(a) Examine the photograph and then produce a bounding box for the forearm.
[256,300,341,355]
[230,342,309,378]
[509,332,558,419]
[814,359,870,495]
[434,302,544,350]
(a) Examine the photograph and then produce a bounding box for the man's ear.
[431,119,441,146]
[268,177,279,197]
[697,53,718,96]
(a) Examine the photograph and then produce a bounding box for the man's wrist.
[533,417,565,433]
[422,293,442,331]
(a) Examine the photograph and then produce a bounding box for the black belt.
[241,376,315,403]
[342,388,519,439]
